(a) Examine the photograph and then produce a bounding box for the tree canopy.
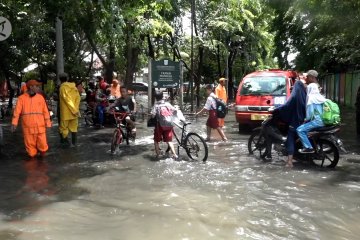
[268,0,360,73]
[0,0,359,90]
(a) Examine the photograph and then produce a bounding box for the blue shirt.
[306,103,323,121]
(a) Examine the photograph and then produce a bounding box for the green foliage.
[1,0,278,89]
[268,0,360,72]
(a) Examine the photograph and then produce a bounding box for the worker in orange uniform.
[215,77,227,128]
[110,79,121,98]
[11,80,52,158]
[59,75,81,147]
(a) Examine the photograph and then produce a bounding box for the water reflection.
[0,104,359,239]
[23,158,54,196]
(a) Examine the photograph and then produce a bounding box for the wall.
[321,70,360,108]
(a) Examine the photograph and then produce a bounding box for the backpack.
[211,97,227,119]
[321,99,341,125]
[155,103,175,129]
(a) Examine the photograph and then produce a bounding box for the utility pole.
[226,52,229,101]
[190,0,195,112]
[56,16,64,84]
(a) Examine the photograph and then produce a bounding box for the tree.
[268,0,360,72]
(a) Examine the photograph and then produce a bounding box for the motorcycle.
[248,113,346,168]
[84,96,117,127]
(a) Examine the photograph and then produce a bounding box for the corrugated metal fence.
[320,70,360,108]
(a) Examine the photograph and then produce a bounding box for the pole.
[148,59,152,113]
[190,0,195,112]
[56,16,64,85]
[180,62,184,110]
[226,53,229,101]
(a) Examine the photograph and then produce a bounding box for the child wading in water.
[196,84,227,142]
[151,91,178,159]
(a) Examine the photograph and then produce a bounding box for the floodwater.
[0,96,359,240]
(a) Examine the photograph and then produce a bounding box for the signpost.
[151,59,181,88]
[0,17,12,41]
[148,59,182,112]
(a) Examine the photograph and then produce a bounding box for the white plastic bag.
[174,110,186,123]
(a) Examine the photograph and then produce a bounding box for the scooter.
[248,113,346,168]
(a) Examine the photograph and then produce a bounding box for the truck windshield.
[240,76,286,96]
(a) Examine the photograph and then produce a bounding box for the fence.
[320,70,360,108]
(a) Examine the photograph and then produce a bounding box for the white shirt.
[204,93,217,110]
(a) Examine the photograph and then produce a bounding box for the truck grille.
[247,106,271,111]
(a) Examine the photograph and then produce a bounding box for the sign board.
[0,17,12,41]
[151,59,180,88]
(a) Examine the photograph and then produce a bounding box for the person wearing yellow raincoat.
[59,74,80,147]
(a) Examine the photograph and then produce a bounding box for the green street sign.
[151,59,180,88]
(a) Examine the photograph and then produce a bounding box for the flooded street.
[0,97,359,240]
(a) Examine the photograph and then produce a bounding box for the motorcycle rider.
[267,80,307,167]
[296,70,326,154]
[95,82,109,128]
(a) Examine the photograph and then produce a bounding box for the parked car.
[235,69,298,130]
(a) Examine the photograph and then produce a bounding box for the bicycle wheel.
[84,111,94,126]
[184,133,208,162]
[124,129,130,145]
[248,128,268,158]
[111,129,121,154]
[313,139,339,168]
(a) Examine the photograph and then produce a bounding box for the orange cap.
[26,80,41,87]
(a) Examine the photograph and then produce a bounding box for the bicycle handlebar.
[112,111,129,122]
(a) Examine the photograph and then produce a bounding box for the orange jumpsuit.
[12,93,52,157]
[215,84,227,127]
[110,80,121,98]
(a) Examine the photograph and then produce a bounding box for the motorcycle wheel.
[248,128,268,159]
[313,139,339,168]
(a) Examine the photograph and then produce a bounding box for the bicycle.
[167,119,208,162]
[110,111,134,154]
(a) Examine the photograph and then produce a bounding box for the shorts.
[206,110,219,129]
[154,124,173,142]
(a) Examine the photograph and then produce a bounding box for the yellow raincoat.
[59,82,80,137]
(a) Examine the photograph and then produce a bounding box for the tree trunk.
[227,50,237,100]
[216,45,221,78]
[228,62,234,100]
[124,46,140,87]
[147,34,155,59]
[147,34,156,105]
[196,46,204,107]
[7,79,14,113]
[86,50,95,78]
[168,33,192,72]
[104,42,115,84]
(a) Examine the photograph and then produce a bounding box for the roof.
[244,69,298,79]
